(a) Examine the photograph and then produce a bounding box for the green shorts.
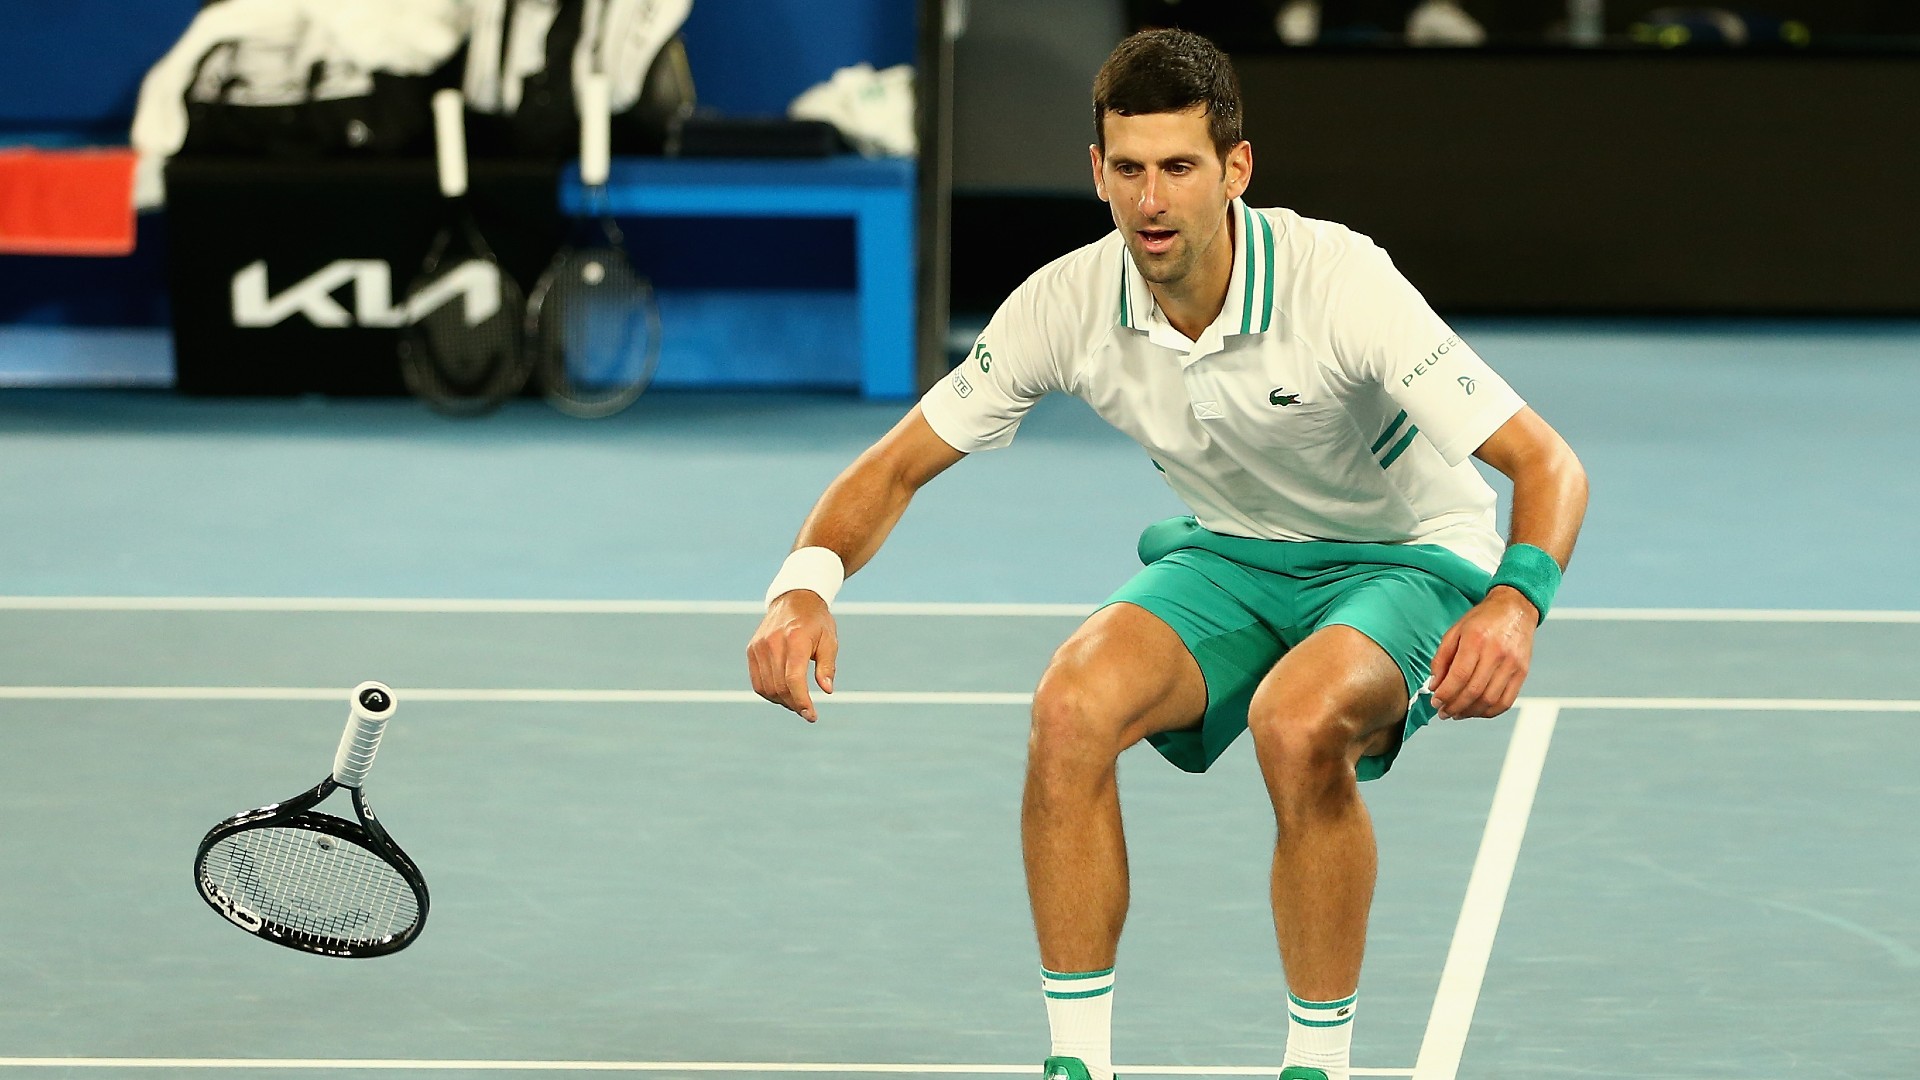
[1101,517,1492,782]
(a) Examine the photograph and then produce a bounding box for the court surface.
[0,320,1916,1079]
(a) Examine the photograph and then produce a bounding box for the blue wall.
[677,0,916,116]
[0,1,201,132]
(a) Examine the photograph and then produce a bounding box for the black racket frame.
[397,215,533,417]
[193,776,430,959]
[526,196,662,419]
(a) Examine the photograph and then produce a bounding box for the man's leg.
[1024,601,1209,1079]
[1245,625,1410,1079]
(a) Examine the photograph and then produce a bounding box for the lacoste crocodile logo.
[1269,387,1301,407]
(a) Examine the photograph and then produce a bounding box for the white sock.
[1283,990,1356,1080]
[1042,966,1115,1080]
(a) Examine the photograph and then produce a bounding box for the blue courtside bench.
[559,155,917,400]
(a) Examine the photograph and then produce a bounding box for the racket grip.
[333,681,398,789]
[579,72,611,188]
[431,89,468,199]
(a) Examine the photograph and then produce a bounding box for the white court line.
[1547,695,1920,712]
[0,687,1916,712]
[0,596,1916,621]
[0,687,1029,705]
[1551,608,1920,623]
[0,1060,1409,1076]
[1412,702,1560,1080]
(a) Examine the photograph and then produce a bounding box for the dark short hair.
[1092,28,1244,159]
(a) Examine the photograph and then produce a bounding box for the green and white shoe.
[1277,1069,1329,1080]
[1041,1057,1095,1080]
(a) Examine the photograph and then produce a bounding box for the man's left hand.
[1427,586,1537,720]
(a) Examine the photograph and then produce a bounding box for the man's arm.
[1427,406,1589,720]
[747,405,966,722]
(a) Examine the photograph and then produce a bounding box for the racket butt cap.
[335,681,397,788]
[353,681,396,720]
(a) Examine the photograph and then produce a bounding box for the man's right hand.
[746,590,839,723]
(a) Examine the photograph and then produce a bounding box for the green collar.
[1117,197,1278,336]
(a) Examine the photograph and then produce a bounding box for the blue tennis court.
[1,321,1917,1079]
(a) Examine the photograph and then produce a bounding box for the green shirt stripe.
[1118,259,1130,327]
[1239,202,1256,335]
[1380,424,1421,468]
[1258,210,1276,332]
[1371,411,1408,454]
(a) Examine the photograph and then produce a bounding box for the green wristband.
[1489,543,1561,625]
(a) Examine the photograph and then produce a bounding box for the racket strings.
[399,228,532,414]
[203,825,419,946]
[532,246,659,415]
[414,293,524,388]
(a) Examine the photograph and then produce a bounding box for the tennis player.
[748,28,1587,1080]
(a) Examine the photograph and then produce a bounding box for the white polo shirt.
[920,199,1526,572]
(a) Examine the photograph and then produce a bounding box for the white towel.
[789,62,916,159]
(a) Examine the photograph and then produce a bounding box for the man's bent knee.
[1028,674,1131,769]
[1027,603,1207,770]
[1246,627,1409,785]
[1246,688,1374,773]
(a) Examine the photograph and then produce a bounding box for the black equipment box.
[165,157,561,395]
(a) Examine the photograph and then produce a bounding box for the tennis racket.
[526,66,662,419]
[193,682,429,959]
[399,88,533,416]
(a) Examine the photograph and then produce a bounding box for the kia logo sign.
[230,260,502,329]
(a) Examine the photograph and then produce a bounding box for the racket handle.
[333,681,398,789]
[432,89,468,199]
[579,72,611,188]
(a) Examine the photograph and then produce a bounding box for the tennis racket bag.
[156,1,467,162]
[461,0,697,158]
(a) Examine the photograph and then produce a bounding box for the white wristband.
[764,547,846,610]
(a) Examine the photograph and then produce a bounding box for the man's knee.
[1028,609,1205,771]
[1247,683,1373,774]
[1246,634,1408,799]
[1029,654,1136,769]
[1246,694,1392,830]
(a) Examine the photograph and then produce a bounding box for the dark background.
[947,1,1920,319]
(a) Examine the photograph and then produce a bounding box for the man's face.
[1091,106,1251,288]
